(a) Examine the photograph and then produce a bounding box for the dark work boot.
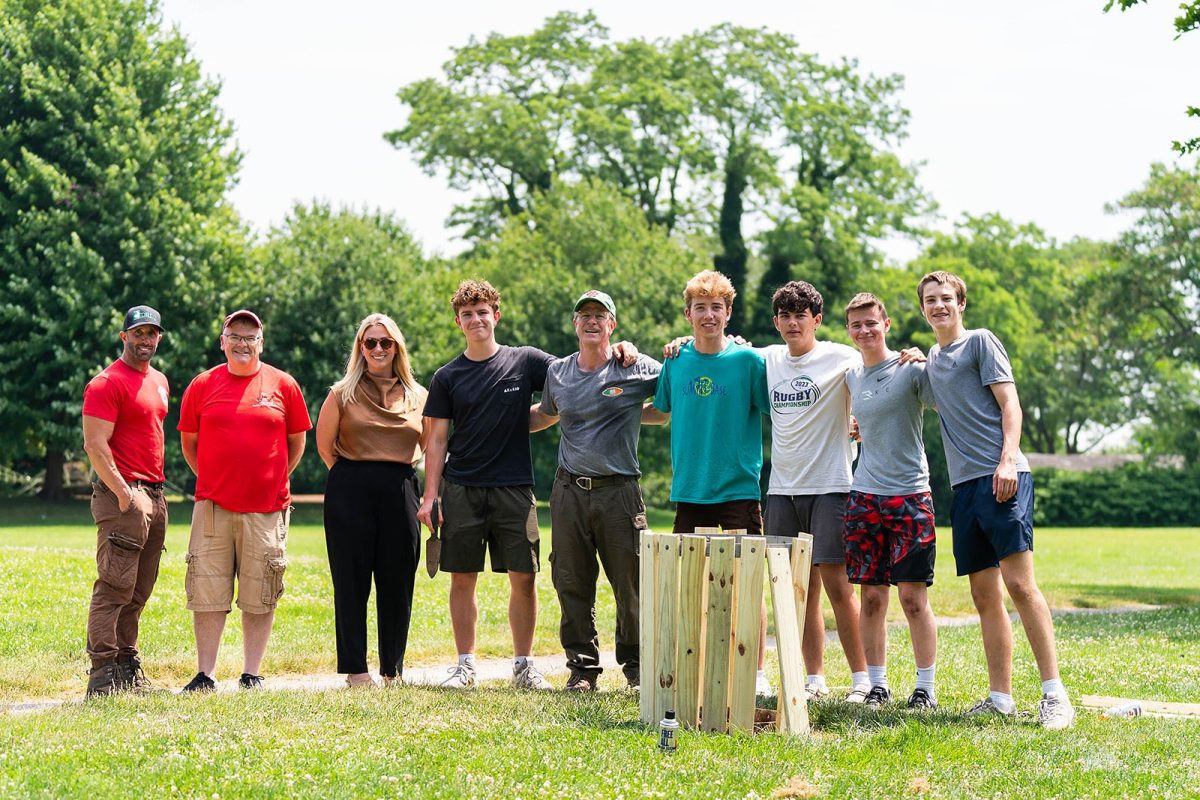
[86,661,123,699]
[118,653,165,694]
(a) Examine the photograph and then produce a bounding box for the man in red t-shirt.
[177,309,311,692]
[82,305,170,698]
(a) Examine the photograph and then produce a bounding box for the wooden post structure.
[638,529,809,737]
[700,536,735,732]
[728,536,765,733]
[676,534,707,728]
[768,544,810,735]
[652,534,679,725]
[638,530,657,724]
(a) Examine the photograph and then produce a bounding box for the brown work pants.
[85,482,168,666]
[548,472,646,680]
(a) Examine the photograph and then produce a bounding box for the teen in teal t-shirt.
[653,341,769,503]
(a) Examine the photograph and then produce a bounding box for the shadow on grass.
[1066,584,1200,608]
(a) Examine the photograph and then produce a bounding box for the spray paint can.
[1101,702,1143,719]
[658,709,680,753]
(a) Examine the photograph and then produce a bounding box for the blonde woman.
[316,314,427,687]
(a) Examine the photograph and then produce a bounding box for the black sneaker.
[86,662,123,699]
[564,671,598,693]
[182,671,216,693]
[907,688,938,710]
[239,672,265,690]
[864,685,892,708]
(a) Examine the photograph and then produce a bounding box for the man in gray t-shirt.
[920,270,1074,730]
[532,290,664,691]
[843,293,940,711]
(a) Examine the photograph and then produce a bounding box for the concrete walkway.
[2,603,1165,717]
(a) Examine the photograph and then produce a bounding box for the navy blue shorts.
[950,472,1034,576]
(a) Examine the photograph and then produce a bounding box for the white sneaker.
[755,672,773,698]
[805,682,830,701]
[964,697,1016,718]
[439,662,476,689]
[845,685,871,704]
[512,661,553,691]
[1038,693,1076,730]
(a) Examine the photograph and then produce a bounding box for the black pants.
[324,460,420,677]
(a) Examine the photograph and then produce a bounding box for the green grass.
[2,499,1199,797]
[1,612,1198,797]
[1,499,1198,702]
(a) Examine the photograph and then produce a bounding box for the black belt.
[128,480,165,491]
[555,468,635,491]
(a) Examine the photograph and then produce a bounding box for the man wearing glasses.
[177,309,311,692]
[82,305,170,697]
[530,291,664,692]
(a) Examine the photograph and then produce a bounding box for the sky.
[156,0,1198,260]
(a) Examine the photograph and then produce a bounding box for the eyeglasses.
[362,337,395,351]
[575,312,611,322]
[224,333,261,345]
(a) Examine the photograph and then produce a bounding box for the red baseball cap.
[222,309,262,329]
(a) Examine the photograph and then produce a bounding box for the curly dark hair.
[450,279,501,313]
[771,280,823,318]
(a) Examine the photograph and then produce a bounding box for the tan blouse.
[332,373,427,464]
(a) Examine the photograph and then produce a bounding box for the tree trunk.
[39,449,68,501]
[714,150,748,333]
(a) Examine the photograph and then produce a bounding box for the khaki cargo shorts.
[184,499,290,614]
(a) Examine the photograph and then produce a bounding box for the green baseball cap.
[573,290,616,317]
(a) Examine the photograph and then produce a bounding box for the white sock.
[867,665,888,690]
[851,671,870,690]
[806,674,827,689]
[1042,678,1066,698]
[458,653,475,666]
[989,691,1016,714]
[915,664,936,694]
[514,656,530,668]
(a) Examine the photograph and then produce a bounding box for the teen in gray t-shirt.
[846,357,935,495]
[540,353,661,477]
[924,329,1030,487]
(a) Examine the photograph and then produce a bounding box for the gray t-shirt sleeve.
[915,363,935,410]
[977,330,1015,386]
[540,360,564,417]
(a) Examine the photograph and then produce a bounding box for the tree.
[1104,0,1200,154]
[386,11,606,239]
[0,0,246,498]
[239,204,443,492]
[753,57,931,338]
[1105,161,1200,463]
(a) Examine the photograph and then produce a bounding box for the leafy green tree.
[386,11,606,239]
[236,204,442,492]
[673,25,794,332]
[1105,161,1200,463]
[0,0,246,498]
[755,59,931,337]
[1104,0,1200,154]
[460,179,709,501]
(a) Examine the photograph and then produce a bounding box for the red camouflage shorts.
[844,490,936,586]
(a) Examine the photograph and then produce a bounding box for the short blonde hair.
[844,292,888,322]
[683,270,736,307]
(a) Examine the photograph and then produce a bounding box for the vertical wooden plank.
[701,536,735,732]
[638,530,657,724]
[653,533,679,725]
[768,545,810,736]
[728,536,765,733]
[676,534,707,729]
[788,532,814,629]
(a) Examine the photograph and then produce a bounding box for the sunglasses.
[362,337,395,351]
